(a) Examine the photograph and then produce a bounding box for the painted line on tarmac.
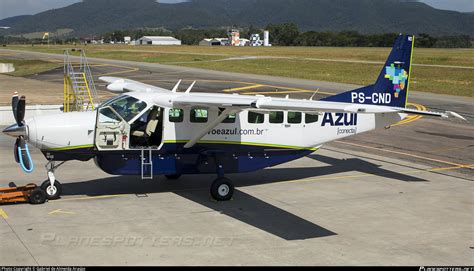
[243,90,315,95]
[335,141,467,167]
[224,84,264,92]
[282,164,474,185]
[95,64,140,77]
[392,103,426,127]
[0,208,8,219]
[53,194,128,202]
[48,209,75,215]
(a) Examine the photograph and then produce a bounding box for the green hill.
[1,0,473,36]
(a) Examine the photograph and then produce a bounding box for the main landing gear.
[209,162,234,202]
[210,177,234,201]
[41,161,64,200]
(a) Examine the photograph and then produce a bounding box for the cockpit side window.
[106,96,147,122]
[98,107,122,124]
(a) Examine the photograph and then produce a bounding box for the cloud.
[418,0,474,12]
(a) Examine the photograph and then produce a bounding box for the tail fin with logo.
[323,34,415,108]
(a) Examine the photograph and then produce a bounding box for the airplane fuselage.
[25,98,404,176]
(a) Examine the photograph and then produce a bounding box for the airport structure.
[135,36,182,46]
[200,30,270,47]
[199,38,229,46]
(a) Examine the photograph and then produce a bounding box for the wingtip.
[447,111,467,122]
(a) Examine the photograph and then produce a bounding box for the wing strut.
[184,108,239,149]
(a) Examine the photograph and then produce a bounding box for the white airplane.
[0,26,11,29]
[2,34,466,202]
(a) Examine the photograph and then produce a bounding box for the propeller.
[3,93,34,173]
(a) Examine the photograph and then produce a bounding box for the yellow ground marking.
[53,194,127,203]
[0,208,9,219]
[48,209,75,215]
[282,164,474,185]
[243,90,315,95]
[48,63,139,82]
[392,103,426,127]
[259,84,334,96]
[134,79,260,86]
[223,84,264,92]
[335,140,468,167]
[429,146,469,153]
[96,64,140,77]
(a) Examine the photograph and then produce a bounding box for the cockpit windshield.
[102,95,148,122]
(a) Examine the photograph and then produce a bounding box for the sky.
[0,0,473,20]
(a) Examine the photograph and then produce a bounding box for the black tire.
[165,174,182,180]
[210,177,234,201]
[29,188,47,205]
[40,180,62,200]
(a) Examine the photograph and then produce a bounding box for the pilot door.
[95,106,130,150]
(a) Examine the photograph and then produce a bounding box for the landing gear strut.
[41,161,64,200]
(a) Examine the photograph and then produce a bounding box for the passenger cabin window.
[219,109,237,124]
[191,109,208,123]
[169,109,184,123]
[269,111,284,124]
[305,113,319,124]
[288,112,302,124]
[248,112,265,124]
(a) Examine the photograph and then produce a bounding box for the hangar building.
[136,36,182,45]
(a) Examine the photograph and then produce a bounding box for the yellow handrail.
[82,73,95,110]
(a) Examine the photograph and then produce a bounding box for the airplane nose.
[2,124,27,138]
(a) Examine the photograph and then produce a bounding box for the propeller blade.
[12,93,19,124]
[16,96,26,126]
[14,137,20,164]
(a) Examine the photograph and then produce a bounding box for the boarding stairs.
[63,50,99,112]
[141,148,154,180]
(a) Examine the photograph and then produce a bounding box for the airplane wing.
[100,76,465,121]
[170,94,466,120]
[100,76,171,94]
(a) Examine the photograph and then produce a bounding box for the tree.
[266,23,300,46]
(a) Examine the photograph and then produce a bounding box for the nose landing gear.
[41,161,64,200]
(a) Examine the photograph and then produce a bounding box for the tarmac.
[0,49,472,265]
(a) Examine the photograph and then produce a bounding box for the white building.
[136,36,181,46]
[199,38,229,46]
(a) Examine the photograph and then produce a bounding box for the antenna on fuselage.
[171,80,182,93]
[185,81,196,94]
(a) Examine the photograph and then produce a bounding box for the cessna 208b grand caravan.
[3,35,466,202]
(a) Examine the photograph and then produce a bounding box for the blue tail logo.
[323,34,414,108]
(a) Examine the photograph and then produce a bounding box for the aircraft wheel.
[165,174,182,180]
[41,180,62,200]
[29,188,47,205]
[210,177,234,201]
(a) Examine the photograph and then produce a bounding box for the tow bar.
[0,183,47,205]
